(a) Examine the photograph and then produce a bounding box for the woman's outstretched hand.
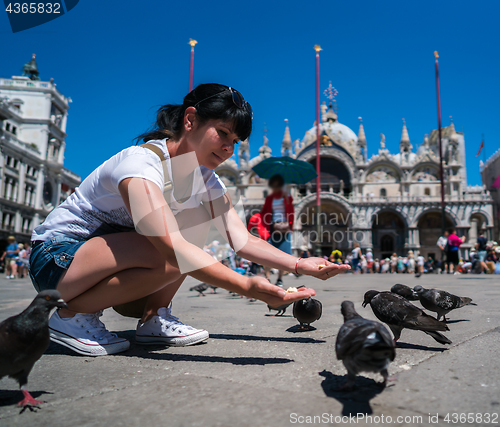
[297,257,350,280]
[245,276,315,307]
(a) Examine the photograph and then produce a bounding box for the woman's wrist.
[295,257,302,275]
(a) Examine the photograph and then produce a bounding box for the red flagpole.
[434,51,446,235]
[189,39,197,92]
[314,45,322,256]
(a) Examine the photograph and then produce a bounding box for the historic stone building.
[0,55,81,248]
[216,103,495,260]
[481,148,500,237]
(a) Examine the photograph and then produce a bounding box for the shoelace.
[77,311,118,341]
[158,312,196,333]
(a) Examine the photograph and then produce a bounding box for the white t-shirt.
[33,139,227,241]
[417,255,425,266]
[272,197,286,223]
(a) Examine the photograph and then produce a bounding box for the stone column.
[468,219,479,246]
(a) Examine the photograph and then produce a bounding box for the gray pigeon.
[362,290,452,345]
[336,301,395,390]
[0,290,67,410]
[391,284,419,301]
[293,297,322,330]
[413,285,475,321]
[190,283,210,296]
[267,302,292,316]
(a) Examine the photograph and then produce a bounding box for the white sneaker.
[49,310,130,356]
[136,306,209,346]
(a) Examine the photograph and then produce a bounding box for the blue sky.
[1,0,498,185]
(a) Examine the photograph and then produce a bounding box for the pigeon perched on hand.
[391,284,419,301]
[190,283,210,296]
[267,302,292,316]
[362,290,452,345]
[293,297,322,330]
[413,285,475,321]
[0,290,68,410]
[336,301,396,390]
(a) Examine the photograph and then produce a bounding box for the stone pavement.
[0,272,499,427]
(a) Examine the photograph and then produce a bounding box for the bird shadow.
[445,319,470,324]
[319,370,384,416]
[286,325,317,333]
[396,342,447,352]
[264,313,293,318]
[0,389,52,408]
[210,333,326,344]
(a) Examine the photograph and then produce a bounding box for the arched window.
[424,188,431,196]
[380,188,387,197]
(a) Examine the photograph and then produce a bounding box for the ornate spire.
[22,54,40,81]
[400,118,412,152]
[281,119,292,156]
[259,124,272,159]
[357,117,367,148]
[449,117,459,143]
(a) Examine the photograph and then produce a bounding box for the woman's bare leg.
[56,232,176,316]
[141,274,187,322]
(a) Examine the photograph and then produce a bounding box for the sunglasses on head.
[194,87,253,117]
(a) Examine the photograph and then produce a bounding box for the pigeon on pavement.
[413,285,475,321]
[293,297,322,330]
[190,283,210,296]
[391,284,419,301]
[336,301,396,390]
[0,290,68,411]
[362,290,452,345]
[267,302,292,316]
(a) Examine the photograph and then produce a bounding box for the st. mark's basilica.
[215,103,496,260]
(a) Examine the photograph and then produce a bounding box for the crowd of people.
[0,236,31,279]
[324,228,500,276]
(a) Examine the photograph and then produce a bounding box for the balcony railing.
[0,78,69,105]
[0,128,40,154]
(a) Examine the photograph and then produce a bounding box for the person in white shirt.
[29,84,349,357]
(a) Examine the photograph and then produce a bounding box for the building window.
[43,181,53,206]
[424,188,431,196]
[5,123,10,132]
[24,184,35,207]
[380,188,387,197]
[21,217,32,234]
[11,126,17,135]
[1,212,15,231]
[3,176,18,201]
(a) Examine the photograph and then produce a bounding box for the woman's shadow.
[319,370,386,416]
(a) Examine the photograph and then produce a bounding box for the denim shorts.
[29,236,87,292]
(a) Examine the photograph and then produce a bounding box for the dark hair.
[136,83,252,143]
[268,174,285,188]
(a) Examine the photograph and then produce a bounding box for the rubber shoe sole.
[50,327,130,356]
[136,330,209,346]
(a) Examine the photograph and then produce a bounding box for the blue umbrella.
[252,157,317,185]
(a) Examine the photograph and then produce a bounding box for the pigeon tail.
[424,331,452,345]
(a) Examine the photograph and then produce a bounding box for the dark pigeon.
[293,297,322,330]
[391,284,419,301]
[190,283,210,296]
[0,290,68,411]
[267,302,292,316]
[362,290,452,345]
[413,285,475,321]
[209,285,218,294]
[336,301,396,390]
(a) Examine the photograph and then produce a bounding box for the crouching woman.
[29,84,349,356]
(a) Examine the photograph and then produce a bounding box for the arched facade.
[216,103,495,258]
